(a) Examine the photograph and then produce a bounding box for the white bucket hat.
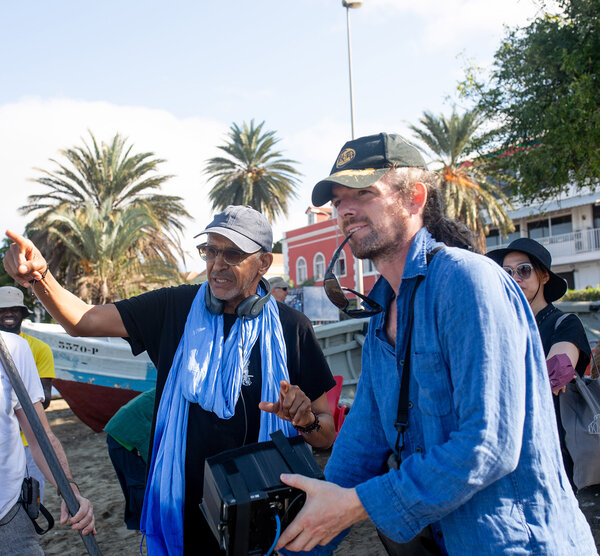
[0,286,32,314]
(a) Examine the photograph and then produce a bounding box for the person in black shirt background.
[488,238,591,489]
[3,205,336,555]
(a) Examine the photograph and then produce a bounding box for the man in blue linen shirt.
[275,133,596,554]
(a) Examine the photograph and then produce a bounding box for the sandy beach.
[38,399,600,555]
[39,399,385,556]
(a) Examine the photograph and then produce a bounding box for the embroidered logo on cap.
[335,148,356,168]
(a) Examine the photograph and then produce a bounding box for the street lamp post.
[341,1,364,295]
[342,1,362,140]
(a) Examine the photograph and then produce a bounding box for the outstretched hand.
[259,380,314,428]
[275,473,367,552]
[3,230,48,287]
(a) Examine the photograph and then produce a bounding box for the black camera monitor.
[200,430,324,556]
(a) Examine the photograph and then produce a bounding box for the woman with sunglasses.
[487,237,591,489]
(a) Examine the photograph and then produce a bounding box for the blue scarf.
[140,282,296,555]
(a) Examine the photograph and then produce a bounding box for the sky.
[0,0,556,273]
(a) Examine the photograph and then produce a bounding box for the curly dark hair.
[383,167,479,252]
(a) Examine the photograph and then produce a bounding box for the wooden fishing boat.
[21,321,156,432]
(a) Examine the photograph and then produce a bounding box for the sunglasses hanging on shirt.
[323,232,383,318]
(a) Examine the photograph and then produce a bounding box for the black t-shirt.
[115,284,334,554]
[535,303,591,376]
[536,303,592,480]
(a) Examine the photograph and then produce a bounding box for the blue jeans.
[106,435,147,530]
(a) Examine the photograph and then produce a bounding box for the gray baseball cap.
[195,205,273,253]
[268,276,288,289]
[312,133,427,206]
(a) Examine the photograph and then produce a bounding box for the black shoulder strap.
[31,504,54,535]
[392,246,443,463]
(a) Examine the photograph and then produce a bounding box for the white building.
[486,186,600,290]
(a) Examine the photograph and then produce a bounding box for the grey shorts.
[0,501,44,556]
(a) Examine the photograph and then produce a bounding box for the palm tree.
[50,202,180,303]
[205,120,301,222]
[21,132,190,294]
[410,108,513,252]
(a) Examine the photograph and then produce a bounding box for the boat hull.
[53,379,143,432]
[22,322,156,430]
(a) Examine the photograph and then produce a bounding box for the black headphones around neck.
[205,277,272,319]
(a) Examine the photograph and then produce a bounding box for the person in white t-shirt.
[0,331,95,555]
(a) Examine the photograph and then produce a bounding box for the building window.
[363,259,377,275]
[528,218,550,240]
[296,257,307,284]
[334,249,347,277]
[486,229,501,249]
[593,204,600,229]
[314,253,326,282]
[485,225,520,250]
[528,216,572,239]
[550,215,573,236]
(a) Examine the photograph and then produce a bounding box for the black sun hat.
[486,237,568,302]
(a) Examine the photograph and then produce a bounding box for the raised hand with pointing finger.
[4,229,49,287]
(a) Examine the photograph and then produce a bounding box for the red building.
[282,206,380,294]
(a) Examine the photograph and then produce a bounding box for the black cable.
[241,390,248,446]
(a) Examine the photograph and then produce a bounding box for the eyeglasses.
[323,233,383,318]
[502,263,534,280]
[276,287,288,292]
[197,243,254,266]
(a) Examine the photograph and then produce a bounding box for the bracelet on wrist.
[294,411,321,434]
[57,479,79,497]
[28,266,49,285]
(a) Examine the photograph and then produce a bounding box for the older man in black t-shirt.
[3,206,336,555]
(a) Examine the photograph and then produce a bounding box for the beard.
[350,229,397,261]
[347,212,410,263]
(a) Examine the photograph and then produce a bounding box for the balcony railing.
[491,228,600,260]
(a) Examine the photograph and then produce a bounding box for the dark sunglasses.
[502,263,534,280]
[197,243,253,266]
[323,233,383,318]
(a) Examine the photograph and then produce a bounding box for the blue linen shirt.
[323,228,595,555]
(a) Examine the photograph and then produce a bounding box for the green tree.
[461,0,600,200]
[0,238,14,288]
[410,108,513,251]
[22,132,190,298]
[50,202,180,303]
[205,120,301,222]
